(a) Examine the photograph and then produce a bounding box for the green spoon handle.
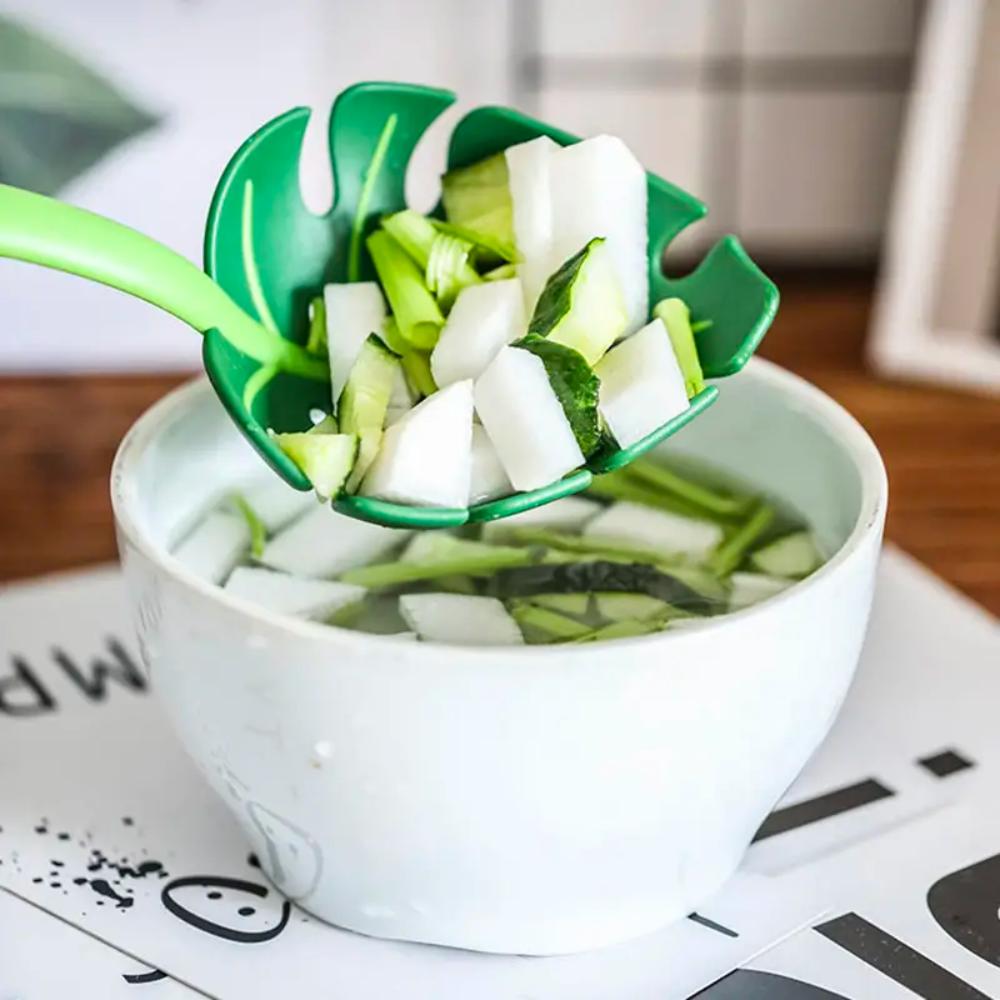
[0,183,320,374]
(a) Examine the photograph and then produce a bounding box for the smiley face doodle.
[161,875,291,943]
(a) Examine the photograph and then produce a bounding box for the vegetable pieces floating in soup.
[171,454,826,646]
[272,132,708,508]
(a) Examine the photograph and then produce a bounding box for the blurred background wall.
[0,0,923,372]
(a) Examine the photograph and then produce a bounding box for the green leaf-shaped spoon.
[0,80,778,530]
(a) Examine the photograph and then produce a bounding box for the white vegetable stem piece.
[506,135,557,314]
[431,279,526,388]
[594,317,690,448]
[750,532,824,578]
[548,135,648,335]
[474,346,584,492]
[224,567,365,621]
[239,475,317,532]
[469,424,513,505]
[172,511,251,585]
[399,593,524,646]
[729,572,795,611]
[584,501,724,561]
[260,505,408,578]
[481,495,601,541]
[324,282,387,403]
[361,380,474,508]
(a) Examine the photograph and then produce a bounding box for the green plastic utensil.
[0,183,329,491]
[0,80,778,530]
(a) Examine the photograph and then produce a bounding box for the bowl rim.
[111,358,888,657]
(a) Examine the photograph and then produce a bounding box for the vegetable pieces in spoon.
[276,131,709,511]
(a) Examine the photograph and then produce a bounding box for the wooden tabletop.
[1,274,998,615]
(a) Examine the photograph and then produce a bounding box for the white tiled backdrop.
[0,0,922,370]
[520,0,922,262]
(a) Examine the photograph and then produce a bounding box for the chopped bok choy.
[399,593,524,646]
[750,532,824,578]
[224,567,365,621]
[277,127,731,512]
[548,135,648,335]
[338,333,402,491]
[653,297,707,399]
[361,380,474,508]
[474,335,599,492]
[527,237,627,366]
[179,451,825,646]
[324,282,387,402]
[431,278,526,387]
[594,316,690,449]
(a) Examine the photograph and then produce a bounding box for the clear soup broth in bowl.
[111,358,886,956]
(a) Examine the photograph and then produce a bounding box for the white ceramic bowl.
[111,358,887,957]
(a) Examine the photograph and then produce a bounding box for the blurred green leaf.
[0,16,159,195]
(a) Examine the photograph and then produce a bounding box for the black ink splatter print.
[23,819,170,909]
[91,878,134,909]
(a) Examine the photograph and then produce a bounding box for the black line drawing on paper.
[122,968,169,984]
[161,875,292,944]
[927,851,1000,967]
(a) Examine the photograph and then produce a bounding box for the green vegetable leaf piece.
[514,334,601,457]
[231,493,267,558]
[483,262,518,282]
[0,16,158,196]
[425,232,480,310]
[306,294,327,357]
[624,458,754,518]
[366,230,443,349]
[709,503,775,576]
[339,547,534,589]
[378,215,480,313]
[381,209,437,268]
[526,593,591,617]
[508,601,593,643]
[401,350,438,398]
[653,297,707,399]
[527,237,628,366]
[572,617,670,643]
[440,151,515,251]
[507,526,665,565]
[431,219,517,267]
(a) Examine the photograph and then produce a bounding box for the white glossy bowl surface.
[111,359,887,955]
